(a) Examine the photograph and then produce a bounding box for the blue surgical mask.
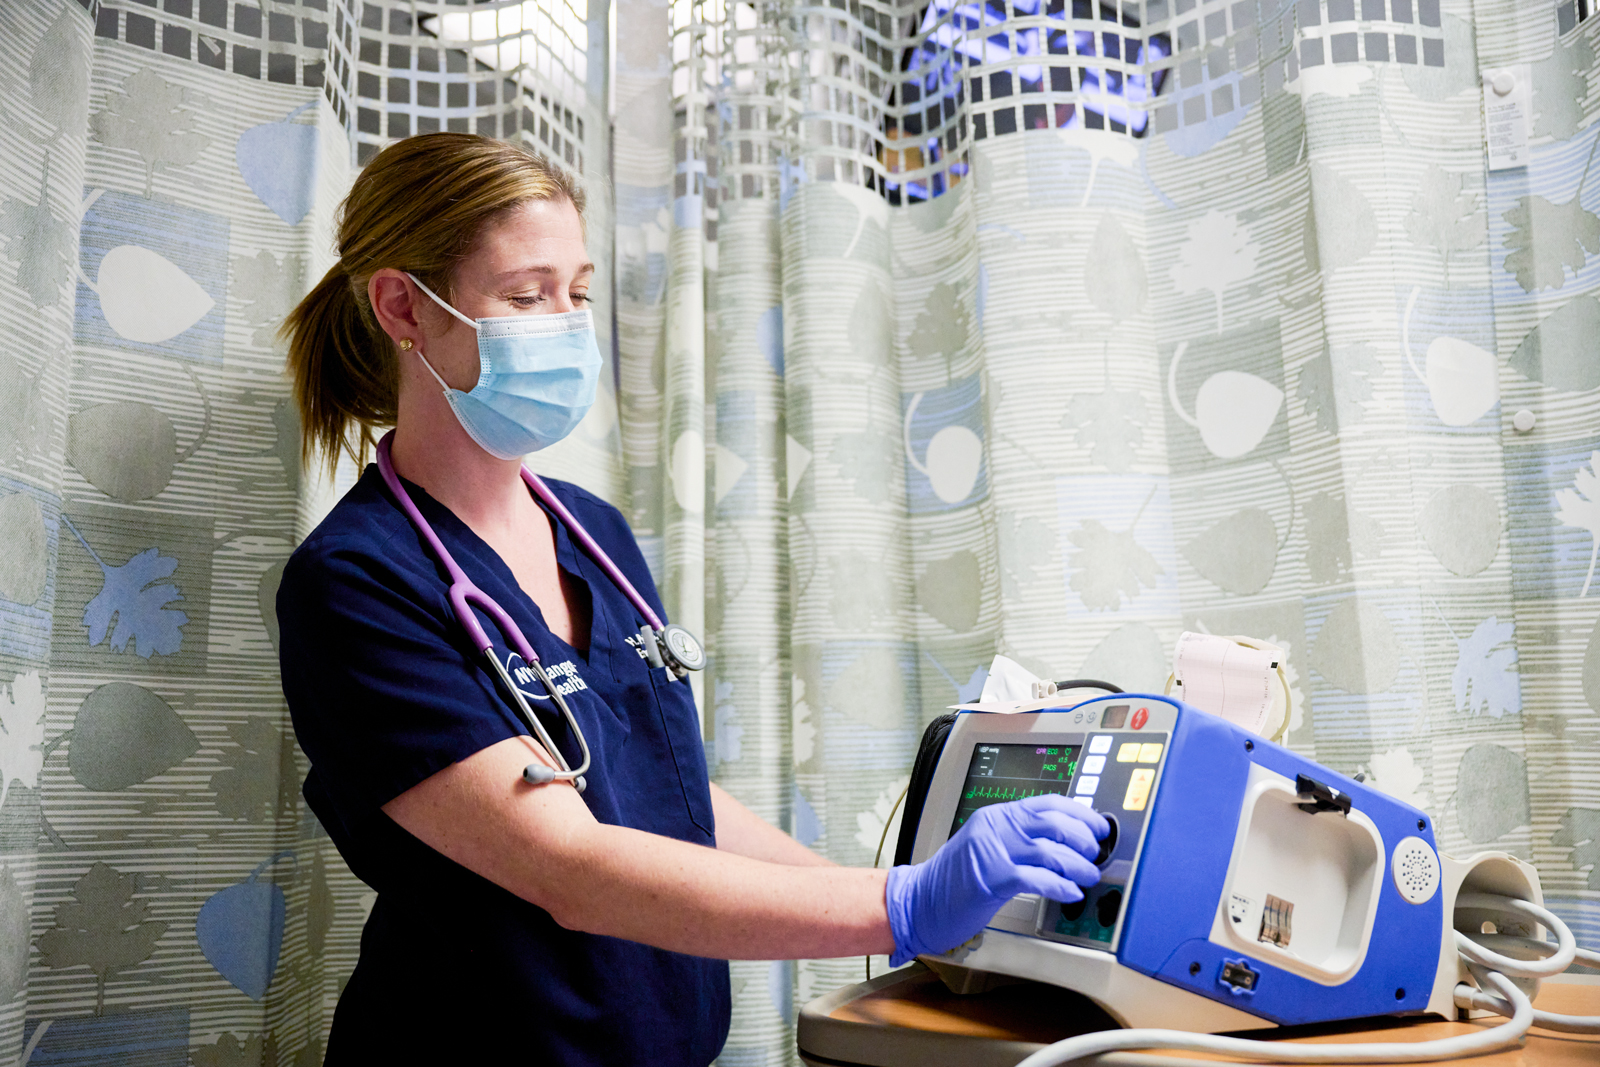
[404,272,602,460]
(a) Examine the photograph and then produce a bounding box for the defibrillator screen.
[950,742,1082,835]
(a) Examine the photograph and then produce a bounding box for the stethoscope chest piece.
[662,624,707,673]
[640,623,706,678]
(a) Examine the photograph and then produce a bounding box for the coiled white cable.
[1015,888,1600,1067]
[1452,893,1576,977]
[1013,972,1532,1067]
[1467,933,1600,972]
[1451,911,1600,1034]
[1454,985,1600,1035]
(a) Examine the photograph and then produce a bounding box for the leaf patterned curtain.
[613,0,1600,1062]
[0,0,617,1062]
[3,0,1599,1064]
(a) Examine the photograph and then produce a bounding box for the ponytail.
[281,262,397,479]
[280,133,585,479]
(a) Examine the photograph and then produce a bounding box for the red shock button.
[1131,706,1149,730]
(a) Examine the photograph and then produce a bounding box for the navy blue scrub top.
[276,465,730,1065]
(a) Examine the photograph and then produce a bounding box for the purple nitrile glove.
[885,794,1108,967]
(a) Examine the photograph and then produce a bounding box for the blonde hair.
[282,133,585,476]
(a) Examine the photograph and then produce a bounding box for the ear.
[369,269,424,345]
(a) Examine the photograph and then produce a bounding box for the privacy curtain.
[0,0,619,1062]
[616,0,1600,1063]
[1,1,1598,1066]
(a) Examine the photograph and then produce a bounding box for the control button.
[1138,742,1164,764]
[1131,707,1149,730]
[1081,754,1106,775]
[1074,775,1100,797]
[1094,814,1120,867]
[1073,711,1083,723]
[1123,768,1154,811]
[1096,887,1123,927]
[1513,409,1536,433]
[1088,735,1113,755]
[1117,742,1140,763]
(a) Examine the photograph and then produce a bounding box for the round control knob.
[1094,813,1120,868]
[1095,887,1124,928]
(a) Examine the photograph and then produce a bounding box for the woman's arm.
[708,783,838,868]
[384,735,889,960]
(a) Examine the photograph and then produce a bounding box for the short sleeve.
[276,531,525,828]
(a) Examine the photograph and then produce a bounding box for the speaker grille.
[1392,836,1440,904]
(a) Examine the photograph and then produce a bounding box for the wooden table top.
[804,967,1599,1067]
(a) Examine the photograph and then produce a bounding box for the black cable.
[1052,679,1124,694]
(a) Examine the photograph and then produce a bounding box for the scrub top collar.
[380,465,643,685]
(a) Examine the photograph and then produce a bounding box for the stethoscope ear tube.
[486,650,591,793]
[374,431,701,787]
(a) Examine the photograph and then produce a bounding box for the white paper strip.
[1171,631,1277,736]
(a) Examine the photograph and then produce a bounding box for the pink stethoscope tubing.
[375,431,595,788]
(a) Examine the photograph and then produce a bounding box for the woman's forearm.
[708,782,838,867]
[384,735,892,960]
[555,824,890,958]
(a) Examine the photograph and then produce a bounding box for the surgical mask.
[404,272,602,460]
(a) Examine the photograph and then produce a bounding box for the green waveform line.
[962,784,1072,802]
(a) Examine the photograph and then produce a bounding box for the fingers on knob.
[1094,814,1120,867]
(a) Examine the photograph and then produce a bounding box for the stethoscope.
[375,431,706,792]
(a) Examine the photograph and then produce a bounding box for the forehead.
[473,198,589,272]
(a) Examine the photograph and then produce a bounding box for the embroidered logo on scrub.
[503,651,590,700]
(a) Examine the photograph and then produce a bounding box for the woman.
[277,132,1107,1063]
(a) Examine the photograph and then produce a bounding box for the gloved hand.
[885,794,1107,966]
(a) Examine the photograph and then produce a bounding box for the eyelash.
[510,293,590,307]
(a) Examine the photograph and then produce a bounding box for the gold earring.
[399,338,414,351]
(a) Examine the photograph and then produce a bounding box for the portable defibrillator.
[894,693,1545,1034]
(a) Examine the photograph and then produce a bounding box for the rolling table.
[798,964,1600,1067]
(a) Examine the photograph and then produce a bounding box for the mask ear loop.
[401,272,482,400]
[409,344,457,398]
[404,271,482,331]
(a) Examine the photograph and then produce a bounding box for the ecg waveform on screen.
[950,742,1083,834]
[964,782,1072,801]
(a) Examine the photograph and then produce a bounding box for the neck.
[389,381,529,530]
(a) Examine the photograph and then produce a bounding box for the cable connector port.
[1218,959,1260,994]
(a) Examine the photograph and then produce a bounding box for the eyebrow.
[497,263,595,279]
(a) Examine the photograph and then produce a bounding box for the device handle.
[894,711,960,867]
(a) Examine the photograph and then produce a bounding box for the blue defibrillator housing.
[904,695,1452,1031]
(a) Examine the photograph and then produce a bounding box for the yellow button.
[1123,768,1155,811]
[1138,743,1164,764]
[1117,742,1141,763]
